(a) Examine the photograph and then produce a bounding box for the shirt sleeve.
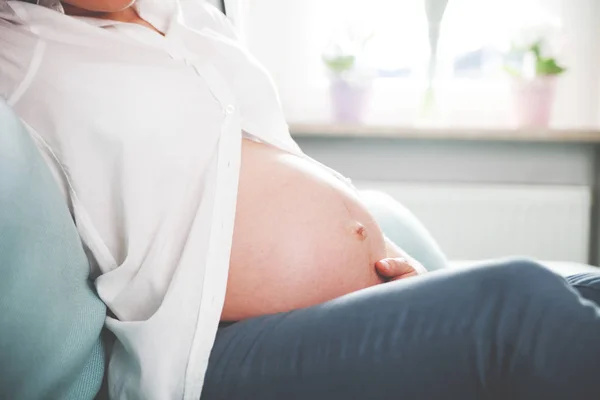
[0,3,39,103]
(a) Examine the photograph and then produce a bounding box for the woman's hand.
[375,237,427,282]
[375,257,423,282]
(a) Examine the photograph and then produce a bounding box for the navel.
[351,222,368,241]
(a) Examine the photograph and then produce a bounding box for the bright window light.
[243,0,596,128]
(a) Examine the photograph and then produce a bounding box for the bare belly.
[222,138,387,321]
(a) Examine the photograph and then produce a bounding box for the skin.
[61,0,135,14]
[59,0,424,316]
[380,237,427,279]
[61,0,162,33]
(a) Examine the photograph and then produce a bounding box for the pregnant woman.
[1,1,600,400]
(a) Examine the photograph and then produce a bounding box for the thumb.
[375,258,414,278]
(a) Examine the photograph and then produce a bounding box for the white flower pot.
[329,77,371,123]
[511,76,557,128]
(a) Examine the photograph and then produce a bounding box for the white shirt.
[0,1,304,398]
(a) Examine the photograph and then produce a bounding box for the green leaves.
[322,54,356,74]
[505,39,566,77]
[530,40,543,59]
[530,40,566,75]
[503,65,522,77]
[321,27,374,75]
[536,57,566,76]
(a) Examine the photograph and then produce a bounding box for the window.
[241,0,600,128]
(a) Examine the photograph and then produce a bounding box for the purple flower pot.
[511,76,557,128]
[329,78,371,123]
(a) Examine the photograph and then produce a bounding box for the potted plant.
[505,39,567,128]
[322,32,373,123]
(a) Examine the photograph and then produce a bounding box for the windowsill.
[289,123,600,143]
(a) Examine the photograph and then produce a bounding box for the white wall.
[357,182,591,262]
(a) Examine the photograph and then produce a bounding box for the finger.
[393,253,427,276]
[403,255,427,275]
[388,270,419,281]
[375,258,414,278]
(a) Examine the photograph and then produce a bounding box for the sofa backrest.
[0,100,107,399]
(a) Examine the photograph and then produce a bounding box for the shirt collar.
[35,0,63,12]
[134,0,180,34]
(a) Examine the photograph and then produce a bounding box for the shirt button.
[224,105,235,114]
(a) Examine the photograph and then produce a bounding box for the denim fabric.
[203,260,600,400]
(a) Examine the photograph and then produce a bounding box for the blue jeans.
[201,260,600,399]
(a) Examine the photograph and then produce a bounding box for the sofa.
[1,99,597,399]
[0,100,107,399]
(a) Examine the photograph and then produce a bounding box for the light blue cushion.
[0,100,106,400]
[361,190,448,271]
